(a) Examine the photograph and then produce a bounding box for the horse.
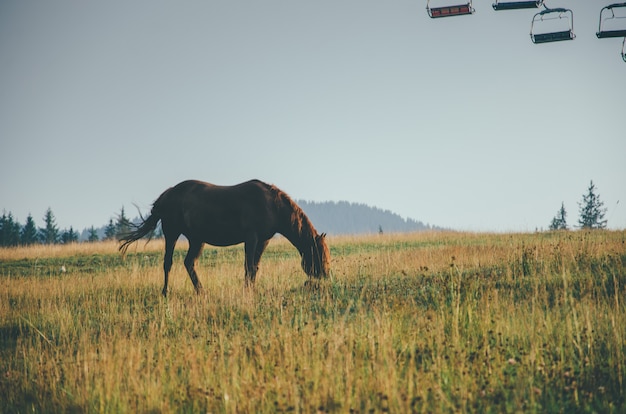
[119,179,330,297]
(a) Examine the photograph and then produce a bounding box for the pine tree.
[61,227,79,244]
[578,180,607,229]
[104,219,117,240]
[87,226,99,242]
[0,213,7,246]
[116,206,131,237]
[39,208,60,244]
[0,213,9,247]
[549,202,568,231]
[20,214,39,245]
[0,212,21,246]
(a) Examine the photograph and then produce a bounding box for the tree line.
[0,207,136,247]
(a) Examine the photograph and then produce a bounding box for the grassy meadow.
[1,231,625,413]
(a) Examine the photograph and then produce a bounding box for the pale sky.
[1,1,625,232]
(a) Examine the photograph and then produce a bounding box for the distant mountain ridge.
[297,200,438,235]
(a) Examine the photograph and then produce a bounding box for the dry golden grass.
[1,231,625,413]
[0,239,117,260]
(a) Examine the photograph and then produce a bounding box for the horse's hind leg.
[184,240,204,294]
[162,233,178,297]
[244,237,258,286]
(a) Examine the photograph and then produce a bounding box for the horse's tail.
[118,212,161,256]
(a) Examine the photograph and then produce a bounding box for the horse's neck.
[274,192,315,255]
[281,213,314,256]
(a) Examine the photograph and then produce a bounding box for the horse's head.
[301,233,330,278]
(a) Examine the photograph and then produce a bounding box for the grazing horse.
[119,179,330,297]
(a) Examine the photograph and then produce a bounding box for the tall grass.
[1,231,624,412]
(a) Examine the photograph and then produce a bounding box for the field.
[1,231,625,413]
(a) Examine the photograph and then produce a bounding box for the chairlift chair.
[596,3,626,39]
[492,0,542,11]
[427,0,474,18]
[530,7,575,44]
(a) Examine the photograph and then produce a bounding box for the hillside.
[297,200,437,235]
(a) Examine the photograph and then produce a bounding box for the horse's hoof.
[304,279,320,290]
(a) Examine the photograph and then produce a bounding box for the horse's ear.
[321,233,326,238]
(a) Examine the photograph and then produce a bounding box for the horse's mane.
[268,184,315,238]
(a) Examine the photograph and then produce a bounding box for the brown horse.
[119,179,330,297]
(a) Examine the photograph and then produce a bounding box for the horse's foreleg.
[184,240,204,294]
[244,238,270,287]
[254,239,270,278]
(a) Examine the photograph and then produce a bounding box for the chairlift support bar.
[530,7,575,44]
[596,3,626,39]
[492,0,542,11]
[427,0,474,18]
[622,37,626,62]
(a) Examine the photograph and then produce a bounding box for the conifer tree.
[39,208,59,244]
[20,214,39,245]
[578,181,607,229]
[549,202,568,231]
[116,206,131,237]
[0,212,21,246]
[104,219,117,240]
[87,226,99,242]
[61,227,79,244]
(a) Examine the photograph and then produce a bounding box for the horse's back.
[156,180,270,212]
[169,179,268,195]
[153,179,278,242]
